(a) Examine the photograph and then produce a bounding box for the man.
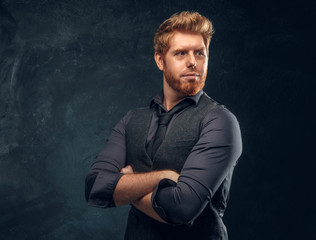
[85,11,242,240]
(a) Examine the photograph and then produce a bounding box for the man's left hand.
[120,165,134,174]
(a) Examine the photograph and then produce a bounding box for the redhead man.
[85,11,242,240]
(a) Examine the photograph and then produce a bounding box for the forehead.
[168,31,206,50]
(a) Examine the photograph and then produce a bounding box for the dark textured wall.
[0,0,313,239]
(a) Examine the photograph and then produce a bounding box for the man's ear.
[154,52,164,71]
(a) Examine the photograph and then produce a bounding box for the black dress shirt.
[85,90,242,225]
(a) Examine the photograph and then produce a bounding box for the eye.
[175,51,185,56]
[196,51,205,56]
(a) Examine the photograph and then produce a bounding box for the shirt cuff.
[151,178,177,223]
[88,171,124,208]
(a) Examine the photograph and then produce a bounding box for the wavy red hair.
[153,11,214,55]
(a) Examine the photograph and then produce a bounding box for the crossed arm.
[114,165,179,223]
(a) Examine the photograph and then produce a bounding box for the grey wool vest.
[124,93,229,240]
[125,93,217,173]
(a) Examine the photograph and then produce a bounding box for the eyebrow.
[172,48,206,53]
[194,48,206,52]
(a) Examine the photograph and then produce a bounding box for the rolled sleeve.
[151,106,242,225]
[85,110,135,208]
[152,177,210,226]
[151,179,176,221]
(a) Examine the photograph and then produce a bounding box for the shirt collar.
[150,89,204,109]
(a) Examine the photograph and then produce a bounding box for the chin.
[178,81,205,96]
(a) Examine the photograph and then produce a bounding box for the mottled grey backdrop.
[0,0,313,239]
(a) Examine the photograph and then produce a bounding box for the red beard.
[164,67,206,96]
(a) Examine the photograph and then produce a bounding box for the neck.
[162,78,185,111]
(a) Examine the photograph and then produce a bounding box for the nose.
[187,52,197,69]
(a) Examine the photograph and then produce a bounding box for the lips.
[181,72,200,80]
[181,72,200,76]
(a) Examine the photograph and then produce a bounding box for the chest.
[125,107,202,173]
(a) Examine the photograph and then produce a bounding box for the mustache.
[180,71,200,76]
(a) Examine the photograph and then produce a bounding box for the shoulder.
[126,107,154,120]
[200,95,240,132]
[121,107,151,122]
[199,97,242,153]
[112,107,153,136]
[122,107,155,129]
[207,105,238,124]
[130,107,152,114]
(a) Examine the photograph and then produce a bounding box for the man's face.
[156,31,208,96]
